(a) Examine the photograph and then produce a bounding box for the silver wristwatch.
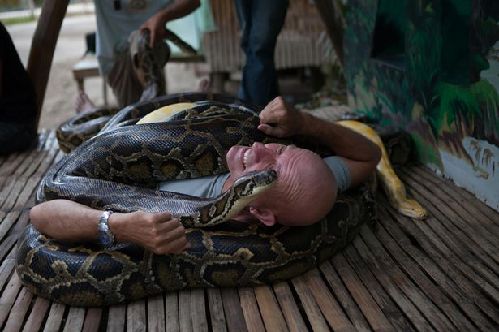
[98,210,115,247]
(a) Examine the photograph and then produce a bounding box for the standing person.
[0,22,37,155]
[234,0,289,108]
[76,0,200,112]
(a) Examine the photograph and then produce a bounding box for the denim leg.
[235,0,289,109]
[234,0,251,55]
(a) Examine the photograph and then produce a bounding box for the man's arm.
[140,0,200,47]
[30,200,189,254]
[258,97,381,187]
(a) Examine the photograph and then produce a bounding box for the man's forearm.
[299,112,381,163]
[29,200,128,242]
[30,200,101,241]
[158,0,200,22]
[29,200,189,254]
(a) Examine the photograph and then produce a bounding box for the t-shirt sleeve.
[323,156,351,193]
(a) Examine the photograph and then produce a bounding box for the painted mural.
[343,0,499,209]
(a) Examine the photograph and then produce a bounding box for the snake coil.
[16,93,375,306]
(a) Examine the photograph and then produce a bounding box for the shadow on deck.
[0,131,498,331]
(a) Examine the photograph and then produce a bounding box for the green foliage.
[470,79,499,141]
[406,4,442,111]
[426,80,499,142]
[411,132,442,166]
[433,83,478,132]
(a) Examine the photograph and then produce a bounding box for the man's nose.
[252,142,264,150]
[251,142,275,163]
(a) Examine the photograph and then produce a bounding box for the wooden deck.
[0,131,498,332]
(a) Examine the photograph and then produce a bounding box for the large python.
[16,94,379,306]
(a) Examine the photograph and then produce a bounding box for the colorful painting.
[343,0,499,209]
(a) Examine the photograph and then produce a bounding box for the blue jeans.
[234,0,289,109]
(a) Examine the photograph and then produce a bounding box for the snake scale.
[16,94,377,306]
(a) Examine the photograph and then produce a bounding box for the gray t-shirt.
[158,156,351,198]
[94,0,173,75]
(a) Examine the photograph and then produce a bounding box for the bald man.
[30,97,381,254]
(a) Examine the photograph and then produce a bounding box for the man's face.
[224,143,335,226]
[225,142,299,180]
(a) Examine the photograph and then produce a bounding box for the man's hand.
[111,211,190,255]
[258,97,305,138]
[140,13,168,48]
[139,0,200,48]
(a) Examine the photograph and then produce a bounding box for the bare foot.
[75,92,96,114]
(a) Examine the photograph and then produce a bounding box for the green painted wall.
[344,0,499,210]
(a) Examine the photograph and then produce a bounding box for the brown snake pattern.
[16,94,376,306]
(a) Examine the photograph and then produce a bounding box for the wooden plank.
[221,288,248,332]
[190,289,208,332]
[27,0,69,126]
[320,259,385,331]
[353,234,454,331]
[1,136,58,218]
[273,282,308,332]
[402,172,499,260]
[147,294,165,332]
[254,286,288,331]
[0,153,31,190]
[377,205,496,331]
[238,288,265,332]
[0,256,15,291]
[360,225,465,330]
[0,128,52,214]
[0,211,30,262]
[415,166,499,226]
[42,303,66,332]
[179,290,192,332]
[207,288,227,332]
[401,170,499,264]
[127,300,146,332]
[292,275,329,332]
[107,304,126,332]
[378,199,499,326]
[164,292,179,332]
[348,236,430,331]
[338,247,415,332]
[3,287,33,332]
[304,269,356,331]
[62,307,85,332]
[0,212,20,242]
[22,297,50,332]
[391,177,499,302]
[82,308,102,332]
[0,273,23,327]
[13,153,57,211]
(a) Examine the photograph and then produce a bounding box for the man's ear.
[249,206,276,226]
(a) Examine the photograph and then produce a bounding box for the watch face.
[99,231,113,247]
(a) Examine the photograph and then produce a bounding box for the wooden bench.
[72,55,108,106]
[72,53,205,107]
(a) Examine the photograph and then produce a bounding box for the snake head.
[232,169,278,199]
[397,199,428,220]
[188,170,278,227]
[220,170,277,220]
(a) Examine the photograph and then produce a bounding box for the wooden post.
[27,0,69,129]
[314,0,345,66]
